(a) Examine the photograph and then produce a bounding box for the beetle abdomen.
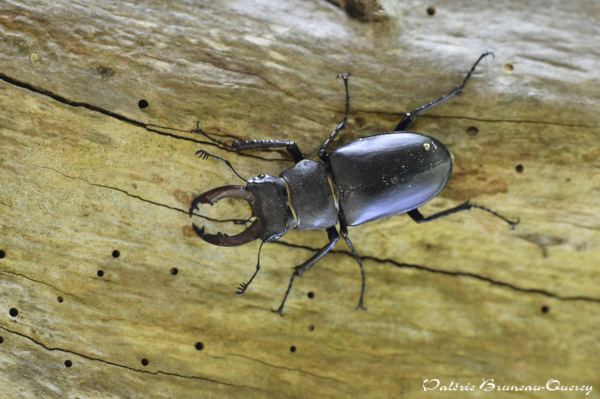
[329,132,453,226]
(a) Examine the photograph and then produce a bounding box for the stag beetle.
[189,51,518,315]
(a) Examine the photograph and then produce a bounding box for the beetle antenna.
[236,241,265,295]
[195,149,247,182]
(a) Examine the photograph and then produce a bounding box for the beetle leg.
[394,51,494,132]
[236,241,265,295]
[232,140,305,164]
[340,223,367,311]
[192,122,305,163]
[318,73,350,162]
[272,227,339,316]
[408,201,520,229]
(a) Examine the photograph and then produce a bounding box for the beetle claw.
[191,219,262,247]
[189,185,262,246]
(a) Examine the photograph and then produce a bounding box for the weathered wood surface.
[1,0,599,397]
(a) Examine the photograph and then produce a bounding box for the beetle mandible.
[189,51,518,315]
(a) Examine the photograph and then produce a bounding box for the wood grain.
[1,0,599,397]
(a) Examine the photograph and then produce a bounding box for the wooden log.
[0,0,598,397]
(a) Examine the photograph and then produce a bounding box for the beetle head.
[189,175,296,246]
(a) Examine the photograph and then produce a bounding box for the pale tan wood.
[0,0,599,397]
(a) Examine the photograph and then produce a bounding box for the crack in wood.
[230,354,347,384]
[0,270,84,302]
[0,72,288,163]
[340,108,597,129]
[274,241,600,304]
[26,162,189,214]
[23,162,600,304]
[0,325,265,391]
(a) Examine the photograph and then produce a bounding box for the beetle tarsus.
[407,201,519,229]
[394,51,494,132]
[356,300,367,311]
[468,203,520,229]
[318,73,351,162]
[272,273,295,316]
[235,241,264,295]
[340,224,367,312]
[192,122,233,149]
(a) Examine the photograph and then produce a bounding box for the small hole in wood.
[354,117,366,128]
[138,99,149,109]
[0,250,5,258]
[516,164,524,173]
[65,360,73,368]
[9,308,18,317]
[170,268,179,276]
[97,270,104,277]
[112,250,120,258]
[141,358,149,366]
[57,296,64,303]
[466,126,479,136]
[541,305,549,314]
[0,337,4,344]
[195,342,204,350]
[309,325,315,332]
[504,63,514,71]
[307,292,314,299]
[290,346,296,353]
[426,6,436,15]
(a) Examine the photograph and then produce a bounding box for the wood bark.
[0,0,599,397]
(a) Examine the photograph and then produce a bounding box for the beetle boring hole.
[426,6,436,15]
[97,270,104,277]
[112,250,120,258]
[195,342,204,350]
[190,197,255,237]
[170,268,179,275]
[504,64,514,71]
[0,336,4,344]
[307,292,314,299]
[516,164,524,173]
[57,296,64,303]
[64,360,73,368]
[354,117,366,128]
[9,308,18,317]
[309,325,315,332]
[466,126,479,136]
[138,99,149,109]
[290,346,297,353]
[141,358,149,366]
[541,305,549,314]
[0,250,5,258]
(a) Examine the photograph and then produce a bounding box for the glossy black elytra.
[189,51,518,315]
